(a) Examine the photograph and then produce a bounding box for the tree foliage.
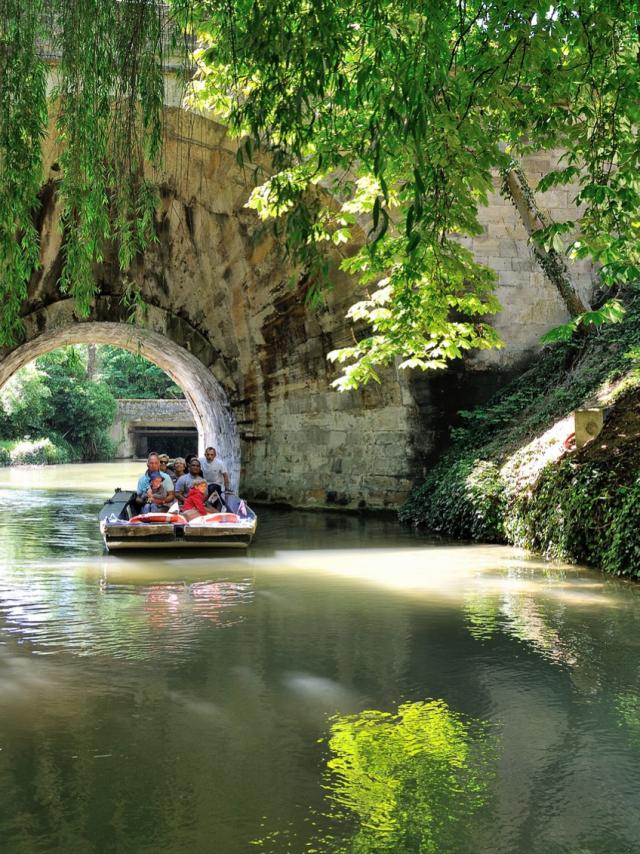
[97,345,184,399]
[0,347,117,460]
[1,1,639,387]
[0,0,174,345]
[184,0,640,386]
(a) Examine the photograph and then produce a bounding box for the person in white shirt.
[199,446,230,508]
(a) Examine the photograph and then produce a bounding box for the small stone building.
[109,399,198,459]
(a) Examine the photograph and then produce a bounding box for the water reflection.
[256,699,496,853]
[142,579,253,630]
[0,568,254,662]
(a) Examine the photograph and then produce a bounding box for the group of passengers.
[135,447,231,521]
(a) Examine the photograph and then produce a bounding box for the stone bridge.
[0,107,595,508]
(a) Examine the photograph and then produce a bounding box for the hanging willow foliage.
[0,0,181,346]
[0,0,47,346]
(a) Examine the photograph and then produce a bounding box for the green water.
[0,463,639,853]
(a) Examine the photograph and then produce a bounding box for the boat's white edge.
[103,539,251,551]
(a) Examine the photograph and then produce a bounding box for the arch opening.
[0,320,240,488]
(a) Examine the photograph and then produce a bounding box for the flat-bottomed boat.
[98,489,257,551]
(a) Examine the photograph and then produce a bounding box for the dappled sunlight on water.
[0,463,639,853]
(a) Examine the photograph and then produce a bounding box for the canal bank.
[402,293,640,578]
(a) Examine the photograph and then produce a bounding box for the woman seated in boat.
[158,453,172,479]
[143,472,173,513]
[167,457,186,485]
[174,457,204,505]
[181,477,211,521]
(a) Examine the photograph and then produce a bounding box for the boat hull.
[103,537,253,550]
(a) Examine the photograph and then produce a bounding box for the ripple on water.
[0,488,100,560]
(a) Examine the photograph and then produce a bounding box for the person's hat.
[158,454,170,462]
[150,472,163,481]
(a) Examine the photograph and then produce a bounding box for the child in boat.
[143,472,171,513]
[181,477,210,521]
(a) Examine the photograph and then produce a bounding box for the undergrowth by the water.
[0,437,78,466]
[400,291,640,577]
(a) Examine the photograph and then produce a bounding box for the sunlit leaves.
[328,239,503,389]
[187,0,640,387]
[541,298,626,344]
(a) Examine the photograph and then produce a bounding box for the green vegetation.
[186,0,640,387]
[0,0,167,345]
[0,344,182,465]
[0,348,116,463]
[401,294,640,577]
[0,437,74,465]
[96,345,183,399]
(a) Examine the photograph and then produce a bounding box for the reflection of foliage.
[463,594,501,642]
[254,699,496,853]
[325,700,494,853]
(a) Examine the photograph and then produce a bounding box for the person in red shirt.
[181,478,210,521]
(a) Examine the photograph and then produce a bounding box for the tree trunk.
[86,344,97,380]
[501,162,589,318]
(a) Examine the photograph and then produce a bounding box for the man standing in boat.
[134,452,175,510]
[199,446,230,508]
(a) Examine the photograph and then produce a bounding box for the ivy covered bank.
[401,295,640,579]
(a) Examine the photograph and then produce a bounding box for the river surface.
[0,462,639,853]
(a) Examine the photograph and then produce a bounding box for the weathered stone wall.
[0,109,596,510]
[110,398,195,458]
[462,152,595,367]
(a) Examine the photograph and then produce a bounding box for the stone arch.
[21,107,555,510]
[0,297,241,487]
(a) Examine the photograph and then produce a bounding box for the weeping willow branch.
[0,0,47,345]
[0,0,187,347]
